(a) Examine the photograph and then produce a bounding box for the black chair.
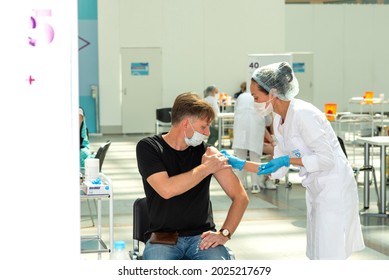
[94,140,112,171]
[130,197,235,260]
[337,136,379,207]
[337,136,348,158]
[155,108,172,134]
[130,197,149,260]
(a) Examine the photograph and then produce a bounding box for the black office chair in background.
[337,136,379,209]
[94,140,112,172]
[130,197,235,260]
[155,107,172,134]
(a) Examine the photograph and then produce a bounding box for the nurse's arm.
[289,157,303,167]
[241,160,262,173]
[243,156,304,174]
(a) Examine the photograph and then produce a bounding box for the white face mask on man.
[184,122,206,147]
[254,96,275,116]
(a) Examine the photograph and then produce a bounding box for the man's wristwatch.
[219,228,231,239]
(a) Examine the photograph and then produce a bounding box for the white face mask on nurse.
[250,82,275,116]
[254,100,273,116]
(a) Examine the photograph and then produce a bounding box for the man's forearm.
[221,196,249,237]
[152,163,211,199]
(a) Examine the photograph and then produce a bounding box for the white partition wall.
[286,4,389,113]
[246,53,313,103]
[247,53,293,89]
[292,52,314,104]
[0,0,79,275]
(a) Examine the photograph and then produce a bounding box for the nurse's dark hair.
[278,62,293,83]
[252,78,269,95]
[171,92,215,125]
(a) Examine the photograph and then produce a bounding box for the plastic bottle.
[110,240,130,260]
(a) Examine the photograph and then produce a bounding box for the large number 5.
[29,9,54,47]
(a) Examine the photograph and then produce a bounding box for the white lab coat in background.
[232,92,267,155]
[204,95,220,118]
[271,99,365,260]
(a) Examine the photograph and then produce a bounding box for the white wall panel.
[287,5,389,113]
[98,0,285,132]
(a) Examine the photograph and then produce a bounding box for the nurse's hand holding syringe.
[257,156,290,175]
[220,150,292,176]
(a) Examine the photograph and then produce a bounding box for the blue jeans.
[143,234,230,260]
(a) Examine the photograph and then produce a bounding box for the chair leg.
[131,240,141,260]
[371,167,380,208]
[354,170,359,182]
[357,166,380,209]
[285,171,292,188]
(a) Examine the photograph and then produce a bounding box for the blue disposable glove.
[220,150,246,171]
[257,155,290,175]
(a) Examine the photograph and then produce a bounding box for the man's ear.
[182,118,189,129]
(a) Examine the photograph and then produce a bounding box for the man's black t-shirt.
[136,134,215,238]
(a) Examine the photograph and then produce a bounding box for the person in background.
[232,91,277,193]
[233,82,247,99]
[204,85,220,146]
[136,92,248,260]
[222,61,365,260]
[79,107,91,168]
[262,125,275,158]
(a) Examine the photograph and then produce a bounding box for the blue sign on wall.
[131,62,149,76]
[293,62,305,73]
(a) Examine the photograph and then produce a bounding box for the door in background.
[121,47,162,133]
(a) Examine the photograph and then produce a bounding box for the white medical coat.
[204,95,220,118]
[271,99,365,259]
[232,92,267,155]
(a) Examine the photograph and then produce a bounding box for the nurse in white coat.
[221,61,365,260]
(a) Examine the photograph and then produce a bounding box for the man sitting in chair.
[136,92,249,260]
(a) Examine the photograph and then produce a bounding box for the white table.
[217,112,234,150]
[357,136,389,217]
[80,173,114,258]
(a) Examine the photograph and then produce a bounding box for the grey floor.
[80,133,389,260]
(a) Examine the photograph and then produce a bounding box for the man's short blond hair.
[171,92,215,125]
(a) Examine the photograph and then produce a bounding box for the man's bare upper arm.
[207,146,244,199]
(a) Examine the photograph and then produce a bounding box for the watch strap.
[219,228,231,239]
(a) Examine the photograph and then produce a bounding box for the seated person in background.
[263,123,275,158]
[136,92,249,260]
[79,107,91,168]
[233,82,247,99]
[232,91,277,193]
